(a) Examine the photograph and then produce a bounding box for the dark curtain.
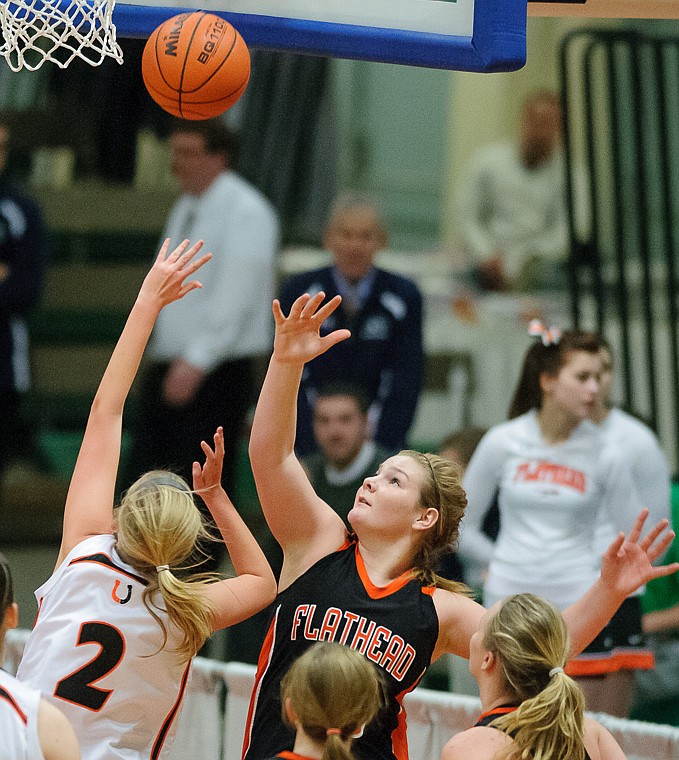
[236,51,337,246]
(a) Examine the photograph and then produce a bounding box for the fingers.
[627,508,649,544]
[300,291,325,319]
[200,438,215,457]
[192,460,202,488]
[646,529,675,563]
[649,561,679,580]
[313,294,343,324]
[321,328,352,351]
[605,532,626,559]
[639,517,670,553]
[157,238,171,261]
[214,426,225,457]
[288,293,313,320]
[272,299,285,325]
[167,238,191,262]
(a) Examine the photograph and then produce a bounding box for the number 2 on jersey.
[55,622,126,711]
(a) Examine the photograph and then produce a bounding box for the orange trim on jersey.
[276,753,317,760]
[421,586,435,597]
[391,667,428,760]
[151,659,192,760]
[355,545,414,600]
[33,597,43,628]
[0,687,28,724]
[476,706,517,723]
[242,608,279,759]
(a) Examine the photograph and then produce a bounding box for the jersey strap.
[69,552,148,585]
[0,687,28,724]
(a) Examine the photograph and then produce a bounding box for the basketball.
[142,12,250,120]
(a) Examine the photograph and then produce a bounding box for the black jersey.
[474,706,593,760]
[242,538,439,760]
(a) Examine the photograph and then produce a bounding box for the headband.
[528,319,562,347]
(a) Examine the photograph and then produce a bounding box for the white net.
[0,0,123,71]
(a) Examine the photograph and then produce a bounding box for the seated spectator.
[279,192,424,456]
[455,91,577,294]
[302,382,390,526]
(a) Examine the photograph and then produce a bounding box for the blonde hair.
[281,643,383,760]
[115,471,218,661]
[485,594,586,760]
[399,450,470,595]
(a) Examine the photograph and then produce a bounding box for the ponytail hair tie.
[549,666,564,677]
[326,728,342,737]
[528,319,562,347]
[156,565,170,573]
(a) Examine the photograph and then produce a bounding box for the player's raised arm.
[563,509,679,656]
[193,427,276,629]
[58,239,211,565]
[249,293,351,583]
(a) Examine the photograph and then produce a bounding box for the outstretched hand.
[139,238,212,310]
[272,292,351,365]
[193,426,226,502]
[601,509,679,597]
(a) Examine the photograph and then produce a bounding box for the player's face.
[541,350,602,421]
[349,455,425,536]
[313,395,368,469]
[323,208,386,282]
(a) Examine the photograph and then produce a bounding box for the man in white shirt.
[127,121,280,570]
[456,91,571,293]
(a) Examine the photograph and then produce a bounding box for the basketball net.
[0,0,124,71]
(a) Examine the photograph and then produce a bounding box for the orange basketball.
[142,12,250,120]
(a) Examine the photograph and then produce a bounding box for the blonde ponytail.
[484,594,586,760]
[116,471,219,661]
[281,643,383,760]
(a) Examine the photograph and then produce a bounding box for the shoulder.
[476,417,526,451]
[375,268,422,299]
[606,409,663,448]
[280,267,332,295]
[215,173,277,216]
[38,699,80,760]
[467,142,515,170]
[583,716,627,760]
[441,726,511,760]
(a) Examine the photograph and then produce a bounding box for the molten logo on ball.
[142,12,251,120]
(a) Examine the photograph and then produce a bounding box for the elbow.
[255,573,278,608]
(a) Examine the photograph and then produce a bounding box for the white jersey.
[594,408,671,555]
[0,668,44,760]
[460,411,642,609]
[17,535,192,760]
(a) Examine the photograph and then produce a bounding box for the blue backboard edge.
[113,1,527,72]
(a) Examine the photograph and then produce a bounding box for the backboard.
[112,0,528,72]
